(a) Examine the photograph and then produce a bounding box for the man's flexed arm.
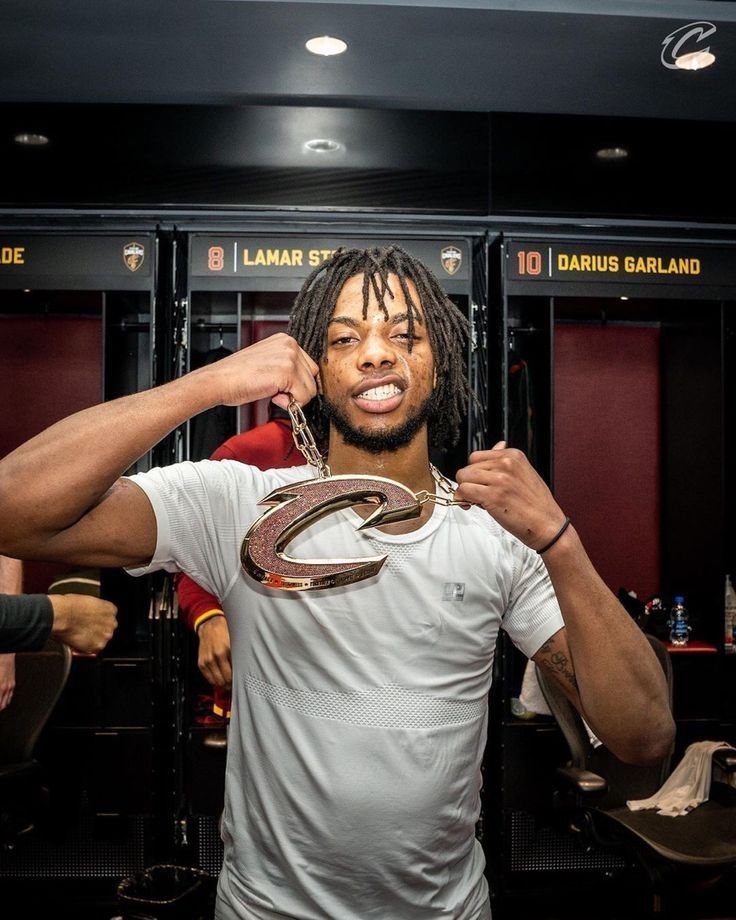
[455,443,675,766]
[0,334,319,568]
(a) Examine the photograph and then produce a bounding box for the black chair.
[0,637,72,848]
[536,634,736,913]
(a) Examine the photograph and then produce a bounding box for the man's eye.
[332,335,356,345]
[393,332,420,342]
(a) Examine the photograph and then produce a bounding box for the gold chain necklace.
[286,397,462,508]
[240,397,464,591]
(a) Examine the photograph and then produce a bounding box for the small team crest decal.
[440,245,462,276]
[123,241,145,273]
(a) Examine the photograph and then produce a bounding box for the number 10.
[516,250,542,275]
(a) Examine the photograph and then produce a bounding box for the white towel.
[519,659,552,715]
[627,740,731,816]
[519,660,602,748]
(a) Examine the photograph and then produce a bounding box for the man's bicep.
[25,478,157,568]
[532,627,582,710]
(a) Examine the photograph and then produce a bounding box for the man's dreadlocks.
[287,245,470,450]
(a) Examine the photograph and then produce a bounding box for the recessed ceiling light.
[304,138,343,153]
[596,147,629,161]
[14,133,49,146]
[305,35,347,56]
[620,296,629,301]
[675,50,716,71]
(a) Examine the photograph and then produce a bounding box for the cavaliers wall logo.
[123,241,145,273]
[440,245,462,276]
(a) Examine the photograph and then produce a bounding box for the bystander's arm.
[0,554,23,709]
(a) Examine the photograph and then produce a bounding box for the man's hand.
[49,594,118,655]
[196,333,320,412]
[197,615,232,690]
[0,653,15,711]
[455,443,568,551]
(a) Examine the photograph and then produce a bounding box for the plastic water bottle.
[668,596,691,646]
[725,576,736,654]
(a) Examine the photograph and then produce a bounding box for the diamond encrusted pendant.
[240,474,422,591]
[240,396,462,592]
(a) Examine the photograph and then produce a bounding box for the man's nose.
[357,330,396,369]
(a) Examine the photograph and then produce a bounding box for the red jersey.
[176,418,303,717]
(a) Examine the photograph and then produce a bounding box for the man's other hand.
[197,614,232,689]
[49,594,118,655]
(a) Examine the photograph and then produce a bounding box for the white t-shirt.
[128,460,564,920]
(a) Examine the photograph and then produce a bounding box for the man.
[178,404,303,722]
[0,555,22,707]
[0,246,673,920]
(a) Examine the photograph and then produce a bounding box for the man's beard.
[321,393,433,455]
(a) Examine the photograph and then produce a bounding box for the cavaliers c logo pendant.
[241,475,422,591]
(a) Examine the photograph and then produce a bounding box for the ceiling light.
[596,147,629,161]
[14,133,49,146]
[620,296,629,301]
[304,138,343,153]
[675,50,716,71]
[305,35,347,56]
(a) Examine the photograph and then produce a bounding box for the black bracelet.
[536,517,571,555]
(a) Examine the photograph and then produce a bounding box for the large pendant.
[241,475,422,591]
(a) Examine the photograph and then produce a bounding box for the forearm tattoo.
[537,638,578,691]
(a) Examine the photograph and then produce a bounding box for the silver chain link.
[287,395,465,506]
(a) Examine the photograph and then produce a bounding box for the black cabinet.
[186,728,227,817]
[39,727,154,816]
[51,657,153,729]
[102,659,154,728]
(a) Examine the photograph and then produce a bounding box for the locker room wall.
[553,324,661,601]
[0,314,102,593]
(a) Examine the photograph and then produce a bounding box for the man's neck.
[324,429,437,534]
[326,429,434,495]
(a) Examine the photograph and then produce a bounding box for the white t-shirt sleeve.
[502,538,564,659]
[124,459,259,601]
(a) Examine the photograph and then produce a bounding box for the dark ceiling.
[2,1,736,221]
[4,1,735,119]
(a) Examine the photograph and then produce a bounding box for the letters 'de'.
[241,476,421,591]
